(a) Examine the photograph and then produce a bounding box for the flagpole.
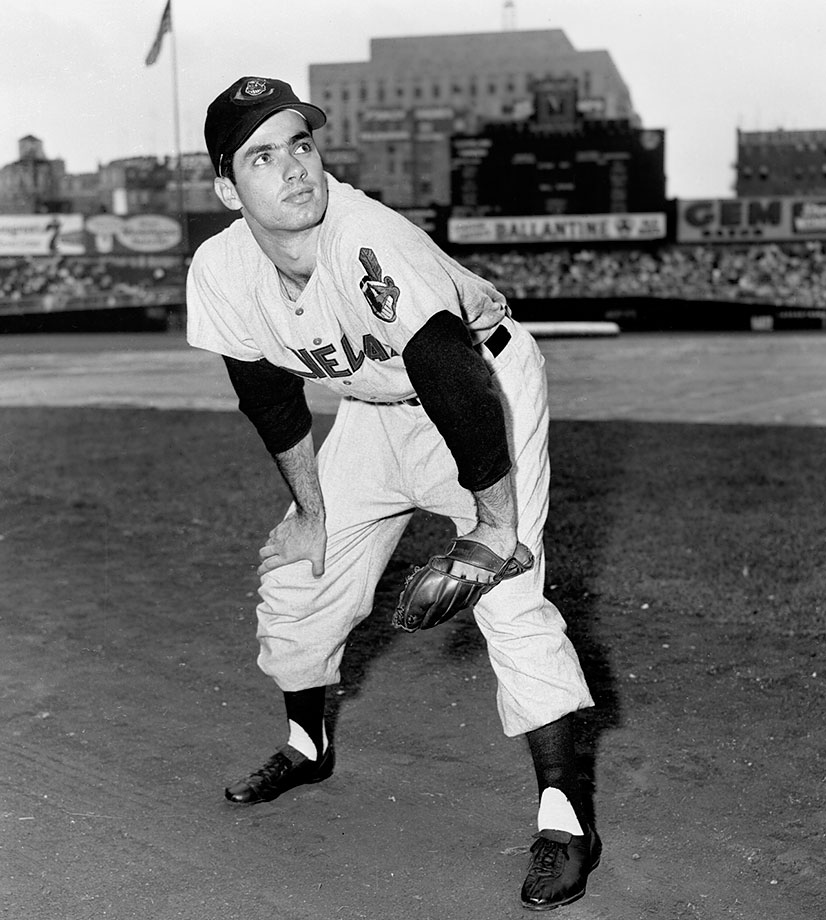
[167,2,190,257]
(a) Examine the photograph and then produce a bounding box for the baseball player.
[186,75,601,911]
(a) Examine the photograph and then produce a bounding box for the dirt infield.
[3,330,826,426]
[1,331,825,920]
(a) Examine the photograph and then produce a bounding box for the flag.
[145,1,172,67]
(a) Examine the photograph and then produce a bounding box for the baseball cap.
[204,76,327,175]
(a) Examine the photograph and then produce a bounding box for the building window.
[359,84,367,102]
[377,83,385,102]
[342,88,349,102]
[433,82,441,98]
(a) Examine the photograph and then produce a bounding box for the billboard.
[677,197,826,242]
[0,213,183,256]
[0,215,86,256]
[448,212,666,245]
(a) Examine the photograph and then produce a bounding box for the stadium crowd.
[0,256,185,312]
[3,243,826,312]
[456,242,826,307]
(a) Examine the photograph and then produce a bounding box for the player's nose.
[284,155,307,183]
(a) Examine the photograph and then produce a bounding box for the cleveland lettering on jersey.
[288,331,400,379]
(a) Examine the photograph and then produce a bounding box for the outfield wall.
[508,297,826,332]
[2,296,822,335]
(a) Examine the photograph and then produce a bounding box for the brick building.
[309,29,638,207]
[0,136,66,213]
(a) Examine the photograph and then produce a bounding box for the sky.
[2,0,826,200]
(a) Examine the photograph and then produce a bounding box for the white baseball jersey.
[186,172,594,735]
[186,173,508,402]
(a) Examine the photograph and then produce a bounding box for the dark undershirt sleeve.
[402,310,512,492]
[222,356,312,458]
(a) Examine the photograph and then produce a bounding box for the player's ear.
[214,176,243,212]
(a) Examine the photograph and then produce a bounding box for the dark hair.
[220,154,236,185]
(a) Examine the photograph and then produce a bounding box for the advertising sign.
[85,214,182,253]
[791,200,826,234]
[448,213,666,245]
[0,215,86,256]
[0,213,184,256]
[677,197,826,242]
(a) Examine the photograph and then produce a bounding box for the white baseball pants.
[254,317,594,736]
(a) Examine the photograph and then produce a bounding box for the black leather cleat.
[224,744,335,805]
[520,825,602,911]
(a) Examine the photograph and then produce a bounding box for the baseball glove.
[393,538,535,632]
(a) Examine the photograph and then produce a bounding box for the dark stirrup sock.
[283,686,327,760]
[526,714,579,800]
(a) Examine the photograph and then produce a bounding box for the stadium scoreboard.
[451,123,666,217]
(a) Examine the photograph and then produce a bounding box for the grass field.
[2,398,825,919]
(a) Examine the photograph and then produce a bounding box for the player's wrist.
[293,505,325,522]
[464,522,517,559]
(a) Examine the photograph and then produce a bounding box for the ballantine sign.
[448,213,666,245]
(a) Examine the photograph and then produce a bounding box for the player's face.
[219,109,327,234]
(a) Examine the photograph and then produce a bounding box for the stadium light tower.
[503,0,516,30]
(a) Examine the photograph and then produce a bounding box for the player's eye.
[252,152,272,167]
[295,140,314,154]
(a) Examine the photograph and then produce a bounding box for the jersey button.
[313,337,322,345]
[295,307,304,316]
[342,380,352,386]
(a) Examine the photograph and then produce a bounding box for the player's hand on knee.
[257,512,327,578]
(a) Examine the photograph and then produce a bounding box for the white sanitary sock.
[287,719,327,761]
[537,786,584,835]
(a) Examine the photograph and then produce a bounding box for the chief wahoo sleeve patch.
[359,247,400,322]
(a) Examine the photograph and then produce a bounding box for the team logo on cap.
[358,248,399,322]
[245,79,268,96]
[232,78,276,103]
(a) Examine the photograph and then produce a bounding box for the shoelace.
[249,751,294,783]
[528,836,569,880]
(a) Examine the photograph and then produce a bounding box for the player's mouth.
[283,186,315,204]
